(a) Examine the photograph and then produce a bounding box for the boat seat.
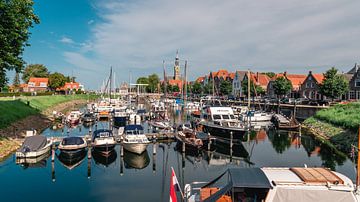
[200,188,232,202]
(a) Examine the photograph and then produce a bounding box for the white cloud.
[59,36,74,44]
[87,20,94,25]
[64,0,360,89]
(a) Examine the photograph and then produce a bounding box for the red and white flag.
[170,167,181,202]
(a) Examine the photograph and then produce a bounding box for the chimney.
[284,71,287,77]
[309,71,312,75]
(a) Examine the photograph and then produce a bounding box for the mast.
[109,66,112,100]
[212,76,215,97]
[163,60,167,99]
[247,69,250,108]
[184,60,188,103]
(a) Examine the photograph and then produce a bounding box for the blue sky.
[15,0,360,89]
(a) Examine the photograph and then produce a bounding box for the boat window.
[230,115,235,119]
[222,115,229,119]
[213,115,221,120]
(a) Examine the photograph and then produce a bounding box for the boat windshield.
[222,115,229,119]
[230,115,235,119]
[213,115,221,120]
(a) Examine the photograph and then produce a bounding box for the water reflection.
[58,150,86,170]
[16,152,50,169]
[123,150,150,169]
[92,150,117,167]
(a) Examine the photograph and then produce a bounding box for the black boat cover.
[202,168,272,202]
[62,137,85,145]
[19,135,47,152]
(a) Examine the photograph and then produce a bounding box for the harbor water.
[0,109,357,202]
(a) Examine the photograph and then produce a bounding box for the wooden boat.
[271,114,300,130]
[92,129,116,155]
[58,136,87,157]
[185,167,359,202]
[175,128,204,152]
[16,135,52,158]
[122,125,150,154]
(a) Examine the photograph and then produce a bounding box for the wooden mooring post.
[152,143,157,173]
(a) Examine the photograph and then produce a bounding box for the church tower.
[174,50,181,80]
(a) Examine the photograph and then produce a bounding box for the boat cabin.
[186,167,357,202]
[202,107,237,122]
[124,125,144,135]
[92,129,114,140]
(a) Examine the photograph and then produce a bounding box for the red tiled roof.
[168,79,183,88]
[273,73,307,90]
[28,77,49,87]
[57,82,81,91]
[196,76,205,83]
[312,74,325,84]
[228,72,235,80]
[250,73,270,89]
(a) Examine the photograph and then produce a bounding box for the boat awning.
[19,135,47,152]
[62,137,85,145]
[202,168,272,202]
[124,125,144,131]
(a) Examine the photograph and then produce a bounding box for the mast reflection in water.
[0,118,357,202]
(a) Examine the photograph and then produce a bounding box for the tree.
[22,64,49,83]
[192,82,203,95]
[171,85,180,92]
[13,72,20,87]
[319,67,349,100]
[273,77,292,98]
[0,0,39,87]
[137,77,149,85]
[242,79,265,97]
[263,72,276,79]
[147,74,160,93]
[203,81,213,95]
[48,72,66,90]
[220,80,232,95]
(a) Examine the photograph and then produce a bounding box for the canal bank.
[302,102,359,157]
[0,95,98,160]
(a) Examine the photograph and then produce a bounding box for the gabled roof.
[347,63,360,74]
[228,73,235,80]
[249,73,270,88]
[312,74,325,84]
[28,77,49,86]
[196,76,205,83]
[273,73,307,89]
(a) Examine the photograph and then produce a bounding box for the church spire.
[174,50,181,80]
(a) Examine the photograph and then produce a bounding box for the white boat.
[16,135,52,158]
[66,110,82,124]
[92,129,117,155]
[58,136,87,156]
[148,120,173,131]
[185,167,359,202]
[240,111,274,122]
[122,125,150,154]
[200,106,247,139]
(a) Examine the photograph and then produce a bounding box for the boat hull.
[15,142,52,158]
[202,123,246,139]
[93,144,116,155]
[122,143,148,154]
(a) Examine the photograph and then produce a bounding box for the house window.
[40,82,47,87]
[306,83,310,88]
[355,79,360,87]
[350,91,356,99]
[357,91,360,100]
[311,82,315,88]
[28,82,35,87]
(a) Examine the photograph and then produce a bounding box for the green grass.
[313,102,360,131]
[0,94,99,129]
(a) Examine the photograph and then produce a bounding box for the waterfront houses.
[299,71,324,100]
[267,72,307,98]
[243,72,271,93]
[232,70,247,97]
[26,77,49,92]
[347,63,360,100]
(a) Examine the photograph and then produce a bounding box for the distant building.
[119,82,129,95]
[166,50,184,92]
[26,77,49,92]
[242,72,271,93]
[267,72,307,98]
[232,70,247,97]
[347,63,360,100]
[299,71,324,100]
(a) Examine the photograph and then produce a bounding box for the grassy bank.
[0,94,98,129]
[303,103,359,156]
[313,102,360,131]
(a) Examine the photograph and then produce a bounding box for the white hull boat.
[16,135,52,158]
